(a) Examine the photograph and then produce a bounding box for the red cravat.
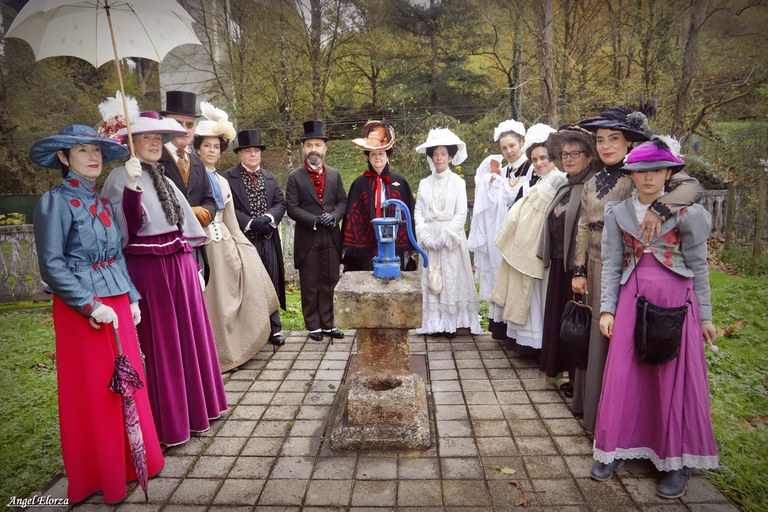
[363,170,392,218]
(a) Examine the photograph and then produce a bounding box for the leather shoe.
[308,331,324,341]
[323,328,344,339]
[590,459,622,481]
[269,334,285,347]
[656,468,691,499]
[444,331,457,339]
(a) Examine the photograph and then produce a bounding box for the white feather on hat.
[493,119,525,142]
[415,127,468,173]
[195,101,237,143]
[522,123,557,155]
[652,134,683,157]
[98,91,140,140]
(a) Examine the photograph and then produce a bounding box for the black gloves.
[317,213,336,228]
[250,216,272,235]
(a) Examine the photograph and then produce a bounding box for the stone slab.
[334,271,422,329]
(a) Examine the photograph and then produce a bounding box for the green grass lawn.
[0,309,61,503]
[0,275,766,509]
[705,270,768,512]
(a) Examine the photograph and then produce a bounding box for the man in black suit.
[222,130,287,348]
[285,121,348,341]
[159,90,216,281]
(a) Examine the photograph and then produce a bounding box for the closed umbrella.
[6,0,202,155]
[108,327,150,501]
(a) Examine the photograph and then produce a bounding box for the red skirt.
[53,294,164,503]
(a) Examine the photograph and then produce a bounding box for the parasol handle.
[112,326,124,355]
[104,0,135,157]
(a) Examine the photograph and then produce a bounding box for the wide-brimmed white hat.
[195,102,236,143]
[493,119,525,142]
[522,123,557,157]
[415,128,468,167]
[116,111,186,138]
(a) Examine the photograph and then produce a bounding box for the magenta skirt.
[593,254,718,471]
[127,248,227,446]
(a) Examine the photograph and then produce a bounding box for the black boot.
[656,468,691,499]
[590,459,622,481]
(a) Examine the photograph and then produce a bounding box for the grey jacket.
[600,199,712,320]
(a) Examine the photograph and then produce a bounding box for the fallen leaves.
[721,320,747,338]
[510,480,534,507]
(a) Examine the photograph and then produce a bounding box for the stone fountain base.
[330,271,432,451]
[331,372,430,451]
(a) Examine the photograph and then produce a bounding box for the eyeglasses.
[180,120,196,130]
[560,150,585,160]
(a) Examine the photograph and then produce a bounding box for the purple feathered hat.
[621,139,685,174]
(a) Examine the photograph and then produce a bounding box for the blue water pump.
[371,198,429,280]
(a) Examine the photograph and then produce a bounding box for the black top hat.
[300,120,328,141]
[233,129,267,152]
[160,91,200,118]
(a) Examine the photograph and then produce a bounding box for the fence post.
[751,163,767,276]
[724,181,736,251]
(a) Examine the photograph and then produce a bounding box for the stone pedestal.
[331,272,431,451]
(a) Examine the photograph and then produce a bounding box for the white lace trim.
[593,446,719,472]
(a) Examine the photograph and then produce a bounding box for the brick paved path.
[37,331,738,511]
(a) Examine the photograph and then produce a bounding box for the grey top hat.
[233,129,267,152]
[160,90,200,118]
[300,120,329,141]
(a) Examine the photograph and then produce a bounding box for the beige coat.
[490,170,566,324]
[204,175,279,372]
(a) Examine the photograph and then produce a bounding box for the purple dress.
[120,186,227,446]
[593,202,718,471]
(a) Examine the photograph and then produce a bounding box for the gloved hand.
[125,157,142,190]
[192,206,212,227]
[130,301,142,326]
[198,269,206,292]
[249,216,269,232]
[89,304,118,329]
[318,212,336,228]
[256,222,273,236]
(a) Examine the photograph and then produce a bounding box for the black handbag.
[632,252,689,365]
[560,294,591,369]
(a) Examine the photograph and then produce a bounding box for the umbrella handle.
[104,1,135,158]
[112,326,124,355]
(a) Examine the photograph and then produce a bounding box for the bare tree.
[534,0,558,126]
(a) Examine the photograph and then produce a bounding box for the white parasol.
[6,0,202,155]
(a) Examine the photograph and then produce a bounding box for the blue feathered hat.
[30,124,129,168]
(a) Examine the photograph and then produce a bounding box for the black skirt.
[539,258,575,378]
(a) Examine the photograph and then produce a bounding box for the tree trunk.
[671,0,704,139]
[510,5,522,120]
[535,0,558,126]
[429,0,439,109]
[279,2,293,173]
[309,0,323,118]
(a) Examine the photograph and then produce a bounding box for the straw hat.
[352,120,395,151]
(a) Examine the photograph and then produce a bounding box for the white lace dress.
[414,169,481,334]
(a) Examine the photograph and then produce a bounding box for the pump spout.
[380,199,428,268]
